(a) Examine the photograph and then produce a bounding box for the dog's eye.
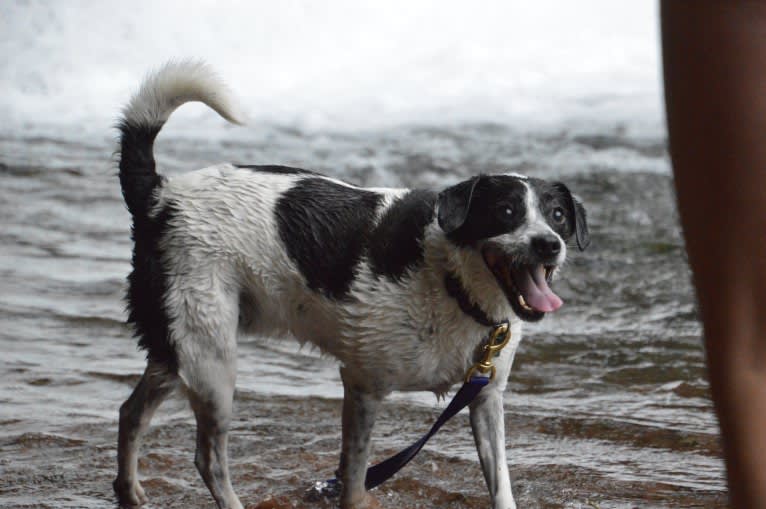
[496,203,514,220]
[552,207,565,223]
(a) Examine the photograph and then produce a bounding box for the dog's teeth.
[518,294,532,311]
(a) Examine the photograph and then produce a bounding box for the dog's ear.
[573,199,590,251]
[554,182,590,251]
[437,176,481,234]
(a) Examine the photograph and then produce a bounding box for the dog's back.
[116,61,511,392]
[116,63,451,371]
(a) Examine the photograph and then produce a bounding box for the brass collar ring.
[464,321,511,383]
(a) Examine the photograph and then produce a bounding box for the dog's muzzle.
[481,242,563,322]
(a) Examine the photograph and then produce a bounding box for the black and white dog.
[113,62,589,509]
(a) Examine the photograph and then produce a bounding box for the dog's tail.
[117,60,244,219]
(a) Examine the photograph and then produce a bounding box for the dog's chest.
[328,273,502,393]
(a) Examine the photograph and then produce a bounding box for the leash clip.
[464,321,511,383]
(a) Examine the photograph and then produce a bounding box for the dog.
[112,61,589,509]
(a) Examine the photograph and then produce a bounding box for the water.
[1,1,661,135]
[0,124,724,508]
[0,2,725,508]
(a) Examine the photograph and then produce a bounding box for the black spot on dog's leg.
[275,178,382,299]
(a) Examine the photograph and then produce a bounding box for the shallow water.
[0,125,725,508]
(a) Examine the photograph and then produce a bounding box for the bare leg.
[662,2,766,506]
[338,368,382,509]
[114,362,177,507]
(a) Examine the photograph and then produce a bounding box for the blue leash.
[308,321,510,498]
[364,375,490,489]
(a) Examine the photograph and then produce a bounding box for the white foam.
[0,0,662,137]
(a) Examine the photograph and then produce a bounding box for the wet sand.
[0,391,726,509]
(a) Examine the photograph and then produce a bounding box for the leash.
[307,320,511,498]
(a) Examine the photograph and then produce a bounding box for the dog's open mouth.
[482,244,563,322]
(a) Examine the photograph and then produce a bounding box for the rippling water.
[0,123,726,508]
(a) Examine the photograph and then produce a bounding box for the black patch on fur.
[444,273,498,326]
[437,177,481,233]
[275,178,382,299]
[527,179,589,249]
[368,190,437,281]
[440,175,528,246]
[236,164,318,176]
[126,204,178,372]
[117,120,163,219]
[117,119,176,369]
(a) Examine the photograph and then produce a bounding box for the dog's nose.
[531,235,561,258]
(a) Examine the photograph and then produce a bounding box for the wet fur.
[113,62,588,509]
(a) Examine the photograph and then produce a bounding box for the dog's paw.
[113,477,148,506]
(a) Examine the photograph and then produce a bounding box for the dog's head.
[437,174,589,322]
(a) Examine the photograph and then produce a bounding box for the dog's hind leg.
[114,362,178,506]
[173,281,243,509]
[185,362,242,509]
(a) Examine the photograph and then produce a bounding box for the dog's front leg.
[470,387,515,509]
[469,344,518,509]
[338,367,383,509]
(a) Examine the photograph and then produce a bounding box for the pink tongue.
[512,265,563,312]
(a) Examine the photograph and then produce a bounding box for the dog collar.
[444,272,499,327]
